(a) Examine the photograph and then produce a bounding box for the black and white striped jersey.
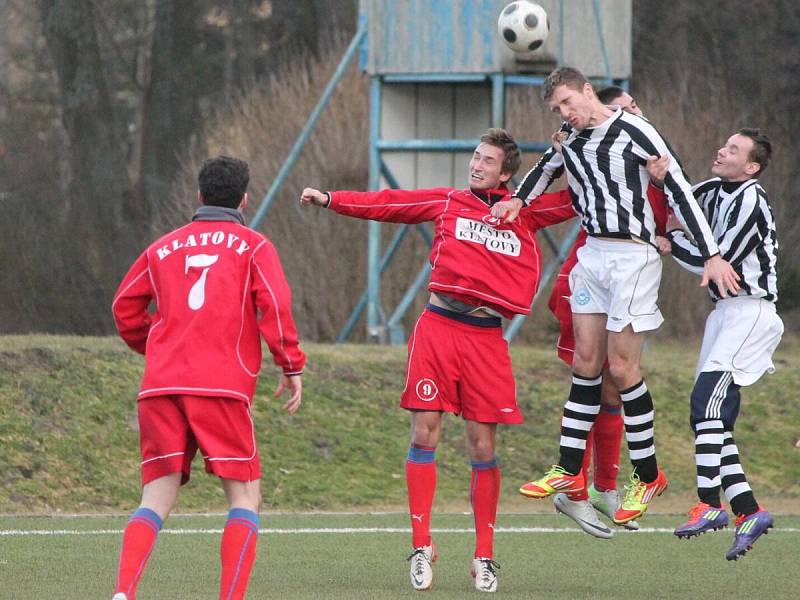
[514,109,719,258]
[667,178,779,302]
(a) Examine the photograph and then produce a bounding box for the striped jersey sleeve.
[668,179,778,301]
[513,146,565,204]
[614,114,719,259]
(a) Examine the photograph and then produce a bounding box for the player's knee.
[230,490,261,513]
[411,419,441,447]
[573,348,604,375]
[606,358,639,389]
[467,438,494,462]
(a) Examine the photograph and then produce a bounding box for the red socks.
[471,458,500,559]
[114,508,163,600]
[115,506,260,600]
[568,431,593,501]
[406,444,437,548]
[219,508,260,600]
[593,405,624,491]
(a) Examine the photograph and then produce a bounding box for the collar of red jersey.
[192,205,245,225]
[468,186,509,207]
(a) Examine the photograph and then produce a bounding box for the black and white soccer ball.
[497,1,550,53]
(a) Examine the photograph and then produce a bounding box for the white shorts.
[569,237,664,333]
[696,296,784,386]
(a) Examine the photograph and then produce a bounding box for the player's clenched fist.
[300,187,329,207]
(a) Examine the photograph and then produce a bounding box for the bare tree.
[139,0,202,220]
[40,0,133,269]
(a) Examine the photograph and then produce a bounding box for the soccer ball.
[497,1,549,53]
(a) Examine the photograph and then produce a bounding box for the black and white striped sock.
[558,373,602,475]
[693,419,724,506]
[721,431,758,516]
[620,379,658,482]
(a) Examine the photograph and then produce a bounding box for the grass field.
[2,336,799,512]
[2,511,798,599]
[1,336,799,597]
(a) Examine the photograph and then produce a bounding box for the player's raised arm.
[300,186,449,224]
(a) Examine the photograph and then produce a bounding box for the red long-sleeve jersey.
[112,220,305,404]
[328,187,576,318]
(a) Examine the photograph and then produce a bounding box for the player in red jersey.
[547,87,671,537]
[110,156,305,600]
[300,129,576,593]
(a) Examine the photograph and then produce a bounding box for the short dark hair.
[480,128,521,176]
[542,66,589,101]
[737,128,772,178]
[198,156,250,208]
[597,86,626,105]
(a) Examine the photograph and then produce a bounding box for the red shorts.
[549,273,576,366]
[137,395,260,485]
[549,272,610,370]
[400,308,523,424]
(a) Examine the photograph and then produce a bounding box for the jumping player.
[300,128,576,593]
[655,130,782,560]
[111,156,305,600]
[491,67,740,524]
[547,86,670,537]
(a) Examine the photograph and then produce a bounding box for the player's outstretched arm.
[274,374,302,414]
[300,187,330,207]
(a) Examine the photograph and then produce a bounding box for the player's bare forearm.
[490,197,524,223]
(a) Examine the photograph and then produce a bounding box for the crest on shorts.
[415,378,439,402]
[574,289,591,306]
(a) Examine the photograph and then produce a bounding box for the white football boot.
[588,484,640,531]
[111,594,128,600]
[554,493,614,539]
[408,544,436,591]
[471,557,499,593]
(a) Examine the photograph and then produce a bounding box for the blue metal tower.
[251,0,632,344]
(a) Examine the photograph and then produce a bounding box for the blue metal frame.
[366,77,384,341]
[377,139,550,153]
[250,20,368,230]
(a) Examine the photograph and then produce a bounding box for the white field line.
[2,526,799,537]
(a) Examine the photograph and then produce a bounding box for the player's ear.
[238,192,249,211]
[198,191,204,205]
[583,82,594,99]
[499,171,512,184]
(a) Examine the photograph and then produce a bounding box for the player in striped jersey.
[547,86,670,537]
[490,66,740,525]
[655,129,783,560]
